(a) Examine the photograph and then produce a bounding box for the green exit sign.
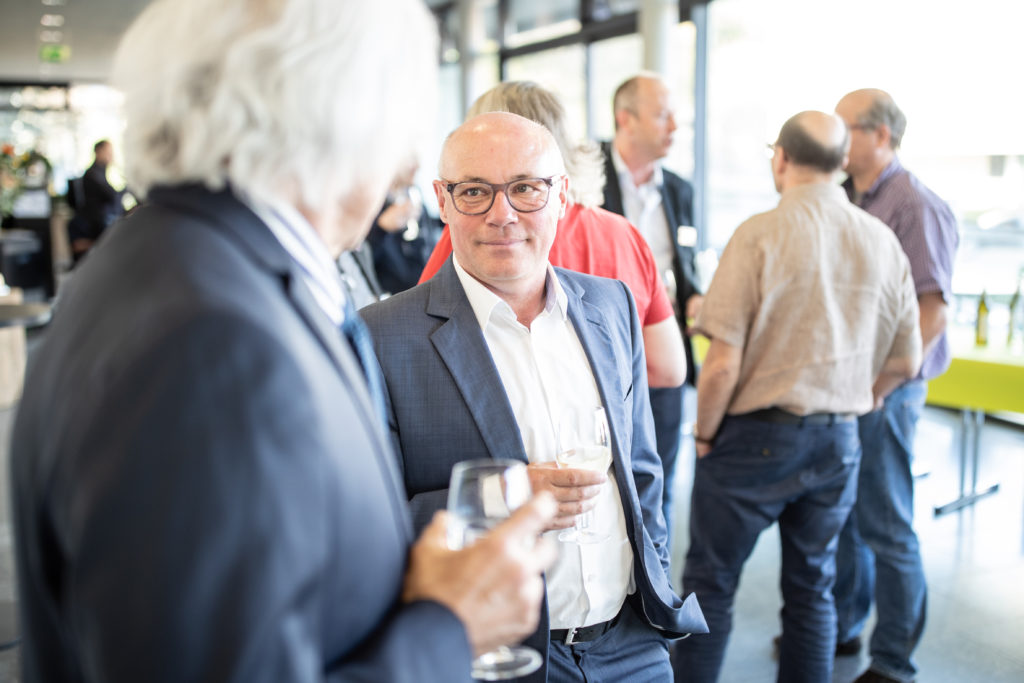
[39,44,71,63]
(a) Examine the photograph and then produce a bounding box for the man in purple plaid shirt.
[832,89,960,683]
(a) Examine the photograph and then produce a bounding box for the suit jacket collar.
[426,261,528,463]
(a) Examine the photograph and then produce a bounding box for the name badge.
[677,225,698,248]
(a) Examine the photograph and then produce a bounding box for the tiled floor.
[0,377,1021,681]
[668,396,1024,682]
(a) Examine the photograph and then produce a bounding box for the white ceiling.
[0,0,152,84]
[0,0,451,85]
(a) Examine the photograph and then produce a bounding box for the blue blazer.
[11,184,474,682]
[361,260,707,679]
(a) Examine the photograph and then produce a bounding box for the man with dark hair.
[601,73,700,536]
[833,88,959,683]
[68,139,124,262]
[673,111,922,683]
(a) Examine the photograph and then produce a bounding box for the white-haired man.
[10,1,557,681]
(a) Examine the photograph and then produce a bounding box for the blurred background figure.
[366,160,441,295]
[601,73,703,529]
[67,139,125,264]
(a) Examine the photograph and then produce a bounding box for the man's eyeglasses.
[847,123,876,132]
[443,176,560,215]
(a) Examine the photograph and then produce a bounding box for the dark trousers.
[547,601,672,682]
[649,385,685,537]
[674,415,860,682]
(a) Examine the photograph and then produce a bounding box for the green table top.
[926,327,1024,414]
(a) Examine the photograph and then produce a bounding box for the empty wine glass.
[447,459,543,680]
[555,407,612,544]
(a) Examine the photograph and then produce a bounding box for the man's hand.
[695,439,713,459]
[402,493,558,656]
[526,462,606,530]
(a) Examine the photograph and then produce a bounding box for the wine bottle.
[975,290,989,347]
[1009,277,1021,346]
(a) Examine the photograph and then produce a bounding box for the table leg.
[934,407,1000,516]
[0,599,17,651]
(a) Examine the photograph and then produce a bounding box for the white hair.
[111,0,438,215]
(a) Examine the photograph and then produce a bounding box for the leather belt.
[742,407,856,426]
[551,612,621,645]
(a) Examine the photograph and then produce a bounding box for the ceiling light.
[39,29,64,42]
[41,14,65,27]
[41,0,67,6]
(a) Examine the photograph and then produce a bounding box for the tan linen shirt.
[695,182,921,416]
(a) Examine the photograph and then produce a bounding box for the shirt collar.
[452,255,568,331]
[611,143,664,191]
[850,157,904,203]
[866,157,903,196]
[239,192,348,326]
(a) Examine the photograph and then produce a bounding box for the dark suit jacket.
[600,142,701,384]
[361,261,707,681]
[80,161,123,239]
[11,184,473,682]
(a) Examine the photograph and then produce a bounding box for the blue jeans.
[835,380,927,682]
[650,385,685,539]
[674,414,860,683]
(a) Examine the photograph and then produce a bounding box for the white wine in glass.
[555,407,612,544]
[447,459,543,680]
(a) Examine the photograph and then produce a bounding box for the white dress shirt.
[611,145,675,283]
[452,256,634,629]
[239,192,351,325]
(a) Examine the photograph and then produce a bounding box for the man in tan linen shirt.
[673,111,921,683]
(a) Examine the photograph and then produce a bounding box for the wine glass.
[555,407,612,544]
[447,459,543,680]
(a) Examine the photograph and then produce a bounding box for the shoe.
[770,634,861,657]
[836,635,862,656]
[853,670,912,683]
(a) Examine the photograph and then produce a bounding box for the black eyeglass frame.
[442,175,562,216]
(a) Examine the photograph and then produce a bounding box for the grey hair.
[855,89,907,150]
[467,81,605,208]
[111,0,438,214]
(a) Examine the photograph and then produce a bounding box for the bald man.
[361,112,707,682]
[673,111,922,683]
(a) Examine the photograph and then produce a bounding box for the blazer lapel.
[601,142,625,215]
[427,263,528,464]
[559,271,628,468]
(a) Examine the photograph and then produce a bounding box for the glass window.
[664,21,697,182]
[505,45,587,144]
[590,0,639,21]
[506,0,581,48]
[589,33,643,141]
[705,0,1024,308]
